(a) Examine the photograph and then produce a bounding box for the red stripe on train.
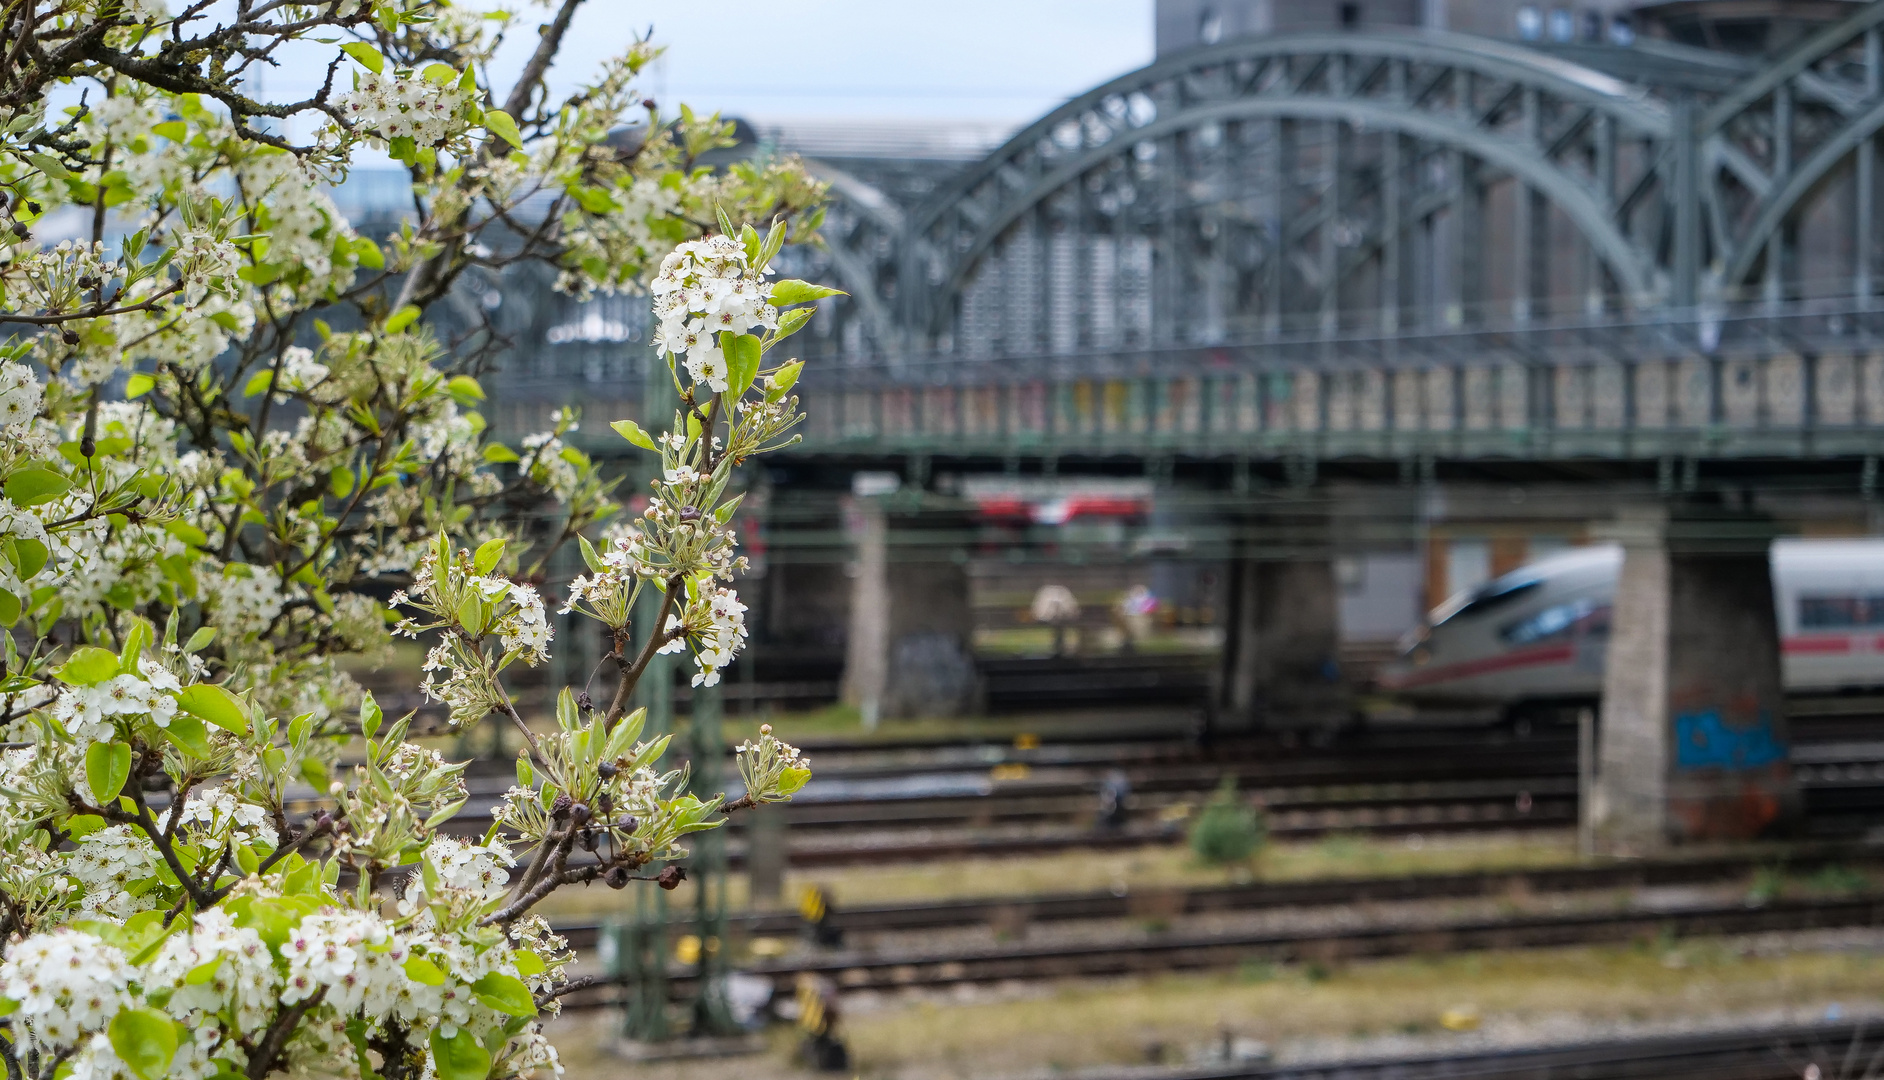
[1783,635,1856,654]
[1385,644,1577,689]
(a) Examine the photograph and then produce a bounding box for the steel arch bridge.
[500,5,1884,466]
[745,4,1884,464]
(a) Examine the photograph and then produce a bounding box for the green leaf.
[0,590,19,627]
[429,1027,491,1080]
[108,1007,179,1080]
[456,595,487,635]
[447,375,484,405]
[177,684,249,735]
[385,305,421,334]
[769,279,846,305]
[571,186,615,214]
[609,419,657,451]
[577,535,603,574]
[772,305,814,345]
[300,756,330,792]
[403,955,446,986]
[184,626,216,653]
[55,646,120,686]
[757,217,788,271]
[166,520,209,548]
[765,359,804,402]
[421,62,457,85]
[473,538,505,575]
[236,262,285,286]
[777,766,811,797]
[740,222,762,264]
[725,334,761,397]
[118,619,152,672]
[151,121,186,143]
[184,957,224,985]
[515,752,533,788]
[6,467,70,506]
[12,536,46,578]
[329,465,355,498]
[85,741,132,803]
[163,713,213,758]
[481,443,520,464]
[0,997,16,1017]
[470,972,536,1017]
[242,369,274,397]
[482,109,522,149]
[340,41,384,73]
[26,153,69,180]
[352,237,385,270]
[125,373,156,399]
[360,690,382,739]
[513,950,546,977]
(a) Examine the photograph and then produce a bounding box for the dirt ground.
[544,927,1884,1080]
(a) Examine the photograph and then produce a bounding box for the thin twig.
[246,988,326,1080]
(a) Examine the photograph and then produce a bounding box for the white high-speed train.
[1376,539,1884,712]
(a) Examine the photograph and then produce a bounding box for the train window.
[1798,595,1884,628]
[1438,578,1542,625]
[1501,597,1603,645]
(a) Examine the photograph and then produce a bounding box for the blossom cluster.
[48,657,181,745]
[658,585,748,688]
[0,928,131,1047]
[394,540,553,727]
[0,361,41,431]
[0,871,566,1080]
[735,724,813,805]
[649,235,780,393]
[340,69,475,147]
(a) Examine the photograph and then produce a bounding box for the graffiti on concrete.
[1673,708,1787,772]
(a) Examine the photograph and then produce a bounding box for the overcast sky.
[483,1,1156,126]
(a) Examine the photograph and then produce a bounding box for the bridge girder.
[802,9,1884,373]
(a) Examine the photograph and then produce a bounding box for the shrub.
[1190,777,1266,865]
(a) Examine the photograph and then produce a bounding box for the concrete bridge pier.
[1589,505,1802,855]
[1215,509,1350,735]
[840,495,978,723]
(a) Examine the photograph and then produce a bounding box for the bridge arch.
[1701,2,1884,296]
[897,30,1677,354]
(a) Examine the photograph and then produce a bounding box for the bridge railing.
[789,300,1884,459]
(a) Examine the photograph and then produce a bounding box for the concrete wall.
[1221,555,1349,729]
[841,497,979,720]
[1590,508,1802,854]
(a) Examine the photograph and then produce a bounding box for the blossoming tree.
[0,2,831,1080]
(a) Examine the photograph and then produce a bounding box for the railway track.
[1079,1021,1884,1080]
[555,890,1884,1006]
[548,845,1884,945]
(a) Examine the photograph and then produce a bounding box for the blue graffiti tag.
[1673,709,1787,772]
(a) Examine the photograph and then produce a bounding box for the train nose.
[1377,638,1432,691]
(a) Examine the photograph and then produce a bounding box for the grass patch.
[830,943,1884,1075]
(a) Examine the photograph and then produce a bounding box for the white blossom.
[0,928,132,1048]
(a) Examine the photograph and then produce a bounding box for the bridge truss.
[742,5,1884,463]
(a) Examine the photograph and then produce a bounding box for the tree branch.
[604,573,683,727]
[246,988,325,1080]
